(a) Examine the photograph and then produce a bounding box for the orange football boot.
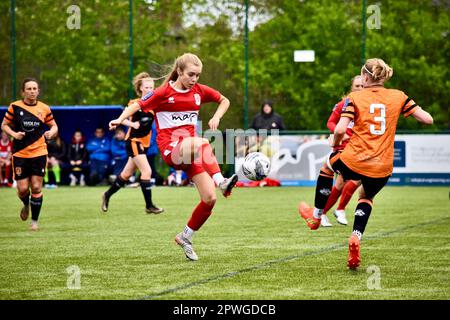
[347,234,361,269]
[298,202,321,230]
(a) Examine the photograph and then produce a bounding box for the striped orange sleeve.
[44,112,54,124]
[340,98,355,120]
[401,96,419,118]
[3,105,14,124]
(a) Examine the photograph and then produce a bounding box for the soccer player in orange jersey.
[102,72,163,214]
[299,58,433,269]
[1,78,58,231]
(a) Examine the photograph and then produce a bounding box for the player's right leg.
[164,139,218,260]
[175,172,216,261]
[298,154,337,230]
[16,178,31,221]
[13,156,31,222]
[102,159,134,212]
[299,165,335,230]
[132,153,163,214]
[347,176,389,269]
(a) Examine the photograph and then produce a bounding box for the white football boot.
[175,232,198,261]
[219,174,238,198]
[334,209,348,225]
[320,214,333,227]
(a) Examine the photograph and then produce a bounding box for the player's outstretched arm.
[411,107,433,125]
[109,102,141,130]
[122,119,140,129]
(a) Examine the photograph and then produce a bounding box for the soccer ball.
[241,152,271,181]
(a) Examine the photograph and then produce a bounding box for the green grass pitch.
[0,186,449,300]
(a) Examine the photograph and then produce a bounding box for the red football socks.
[187,200,215,231]
[338,180,359,210]
[323,186,342,214]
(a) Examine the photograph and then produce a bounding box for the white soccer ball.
[241,152,271,181]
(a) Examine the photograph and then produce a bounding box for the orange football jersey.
[340,87,419,178]
[3,100,55,158]
[124,98,154,148]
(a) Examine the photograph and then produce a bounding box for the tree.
[1,0,448,130]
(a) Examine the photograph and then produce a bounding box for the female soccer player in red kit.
[320,76,363,227]
[109,53,238,261]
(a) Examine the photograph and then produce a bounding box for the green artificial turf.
[0,186,448,300]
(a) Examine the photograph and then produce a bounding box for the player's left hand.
[208,116,220,130]
[328,134,335,147]
[342,133,350,142]
[109,119,121,130]
[44,130,56,140]
[133,121,140,130]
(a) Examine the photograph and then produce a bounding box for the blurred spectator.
[251,100,286,131]
[167,167,189,186]
[86,126,111,185]
[0,130,13,186]
[45,132,66,188]
[67,129,89,186]
[110,127,128,182]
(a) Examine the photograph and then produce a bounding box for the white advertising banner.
[235,134,450,186]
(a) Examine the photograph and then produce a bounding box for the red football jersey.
[138,81,221,153]
[327,98,354,151]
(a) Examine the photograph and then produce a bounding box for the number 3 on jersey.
[369,104,386,135]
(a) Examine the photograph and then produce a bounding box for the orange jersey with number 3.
[340,87,419,178]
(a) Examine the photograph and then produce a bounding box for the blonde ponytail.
[362,58,393,83]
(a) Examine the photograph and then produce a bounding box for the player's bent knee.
[140,172,151,180]
[120,173,131,181]
[358,198,373,205]
[31,188,42,195]
[202,195,216,206]
[321,165,333,175]
[17,189,29,198]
